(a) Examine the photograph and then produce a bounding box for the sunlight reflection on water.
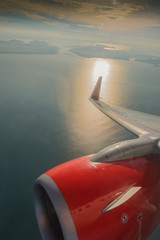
[66,57,135,155]
[92,59,110,83]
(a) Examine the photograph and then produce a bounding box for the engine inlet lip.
[33,174,78,240]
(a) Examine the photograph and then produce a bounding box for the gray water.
[0,54,160,239]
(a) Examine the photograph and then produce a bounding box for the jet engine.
[34,152,160,240]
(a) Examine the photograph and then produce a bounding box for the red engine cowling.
[34,155,160,240]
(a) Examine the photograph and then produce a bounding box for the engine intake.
[34,174,78,240]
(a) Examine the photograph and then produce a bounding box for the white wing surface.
[90,77,160,137]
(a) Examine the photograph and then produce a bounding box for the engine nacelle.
[34,154,160,240]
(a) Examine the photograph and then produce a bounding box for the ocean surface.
[0,54,160,239]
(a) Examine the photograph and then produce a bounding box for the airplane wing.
[89,77,160,137]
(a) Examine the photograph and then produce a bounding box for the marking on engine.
[121,213,128,223]
[137,212,143,222]
[137,213,143,240]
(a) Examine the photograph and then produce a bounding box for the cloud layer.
[1,0,160,30]
[0,40,59,54]
[1,40,160,67]
[70,44,160,67]
[70,44,130,60]
[0,1,160,62]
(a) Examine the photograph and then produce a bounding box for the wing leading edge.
[89,77,160,137]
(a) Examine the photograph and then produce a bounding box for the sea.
[0,53,160,239]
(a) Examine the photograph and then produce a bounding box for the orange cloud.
[0,0,159,31]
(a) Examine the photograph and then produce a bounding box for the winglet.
[90,76,102,100]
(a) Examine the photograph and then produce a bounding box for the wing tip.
[90,76,102,100]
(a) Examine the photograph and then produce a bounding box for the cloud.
[109,16,117,20]
[69,44,160,66]
[70,44,130,60]
[0,39,59,54]
[43,20,69,27]
[0,0,158,31]
[135,58,160,67]
[150,26,160,29]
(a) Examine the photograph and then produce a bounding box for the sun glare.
[92,59,110,83]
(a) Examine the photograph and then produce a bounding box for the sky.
[0,0,160,63]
